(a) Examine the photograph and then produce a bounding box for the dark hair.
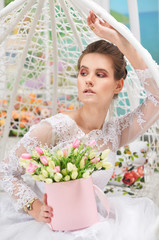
[78,40,127,81]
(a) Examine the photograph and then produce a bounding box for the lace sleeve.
[118,65,159,147]
[0,120,53,212]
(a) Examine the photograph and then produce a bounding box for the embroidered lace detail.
[146,92,159,107]
[135,68,159,106]
[0,129,40,211]
[1,67,159,212]
[136,110,146,129]
[135,69,152,86]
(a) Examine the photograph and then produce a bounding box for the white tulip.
[67,162,74,172]
[48,161,55,169]
[80,159,85,169]
[39,174,46,181]
[54,173,62,182]
[64,175,70,181]
[83,171,90,178]
[101,149,110,159]
[45,178,53,184]
[42,169,48,178]
[32,175,41,181]
[102,161,112,169]
[95,162,103,169]
[71,170,78,180]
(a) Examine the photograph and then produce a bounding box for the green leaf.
[119,162,122,168]
[129,156,134,161]
[123,192,128,195]
[117,176,122,182]
[140,177,145,183]
[127,192,135,195]
[128,166,134,171]
[118,158,124,162]
[133,152,139,158]
[117,150,122,155]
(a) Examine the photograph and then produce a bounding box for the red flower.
[111,171,117,179]
[137,165,144,177]
[122,171,139,185]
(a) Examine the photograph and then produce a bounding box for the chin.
[80,98,97,105]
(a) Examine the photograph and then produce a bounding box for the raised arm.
[0,120,53,222]
[87,11,159,147]
[87,10,147,70]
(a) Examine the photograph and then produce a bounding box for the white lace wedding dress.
[0,68,159,240]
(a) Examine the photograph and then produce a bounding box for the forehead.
[80,53,114,70]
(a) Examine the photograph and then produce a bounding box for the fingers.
[87,10,113,30]
[89,10,96,24]
[40,205,53,223]
[40,194,53,223]
[87,10,97,26]
[42,204,53,213]
[43,211,53,218]
[43,193,47,205]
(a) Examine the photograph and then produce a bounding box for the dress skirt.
[0,193,158,240]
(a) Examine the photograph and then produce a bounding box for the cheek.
[99,81,117,101]
[77,78,83,98]
[101,81,116,93]
[77,76,84,89]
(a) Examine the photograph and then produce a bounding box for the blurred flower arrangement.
[0,93,78,137]
[115,145,146,189]
[105,144,148,196]
[19,139,112,183]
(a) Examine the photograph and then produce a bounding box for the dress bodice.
[0,67,159,212]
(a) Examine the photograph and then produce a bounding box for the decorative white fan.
[0,0,159,177]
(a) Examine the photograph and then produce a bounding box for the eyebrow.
[80,65,109,74]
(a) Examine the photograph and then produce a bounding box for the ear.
[114,78,124,94]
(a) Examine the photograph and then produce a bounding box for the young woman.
[0,11,159,240]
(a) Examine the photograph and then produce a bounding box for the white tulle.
[0,68,159,239]
[0,193,159,240]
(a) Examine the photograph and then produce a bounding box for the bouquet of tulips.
[19,139,112,184]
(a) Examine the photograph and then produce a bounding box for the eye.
[80,69,88,76]
[96,72,107,78]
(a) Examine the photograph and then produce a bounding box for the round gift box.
[45,176,99,231]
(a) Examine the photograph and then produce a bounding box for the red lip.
[83,88,96,94]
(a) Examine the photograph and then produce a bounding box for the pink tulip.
[31,162,38,169]
[72,139,80,148]
[62,149,67,158]
[27,167,36,174]
[54,166,60,173]
[21,153,31,159]
[40,156,48,166]
[66,144,72,149]
[35,147,44,155]
[91,158,100,164]
[88,140,96,146]
[27,162,38,173]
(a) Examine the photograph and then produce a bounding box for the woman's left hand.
[87,10,121,45]
[87,10,146,69]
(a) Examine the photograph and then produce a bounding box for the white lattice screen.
[0,0,159,168]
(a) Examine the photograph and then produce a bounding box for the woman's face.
[77,53,123,107]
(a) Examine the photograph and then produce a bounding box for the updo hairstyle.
[77,39,127,81]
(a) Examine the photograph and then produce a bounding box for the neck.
[77,105,109,132]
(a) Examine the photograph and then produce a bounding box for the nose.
[85,77,94,87]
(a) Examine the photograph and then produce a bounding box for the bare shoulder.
[62,110,79,121]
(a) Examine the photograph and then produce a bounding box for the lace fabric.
[0,67,159,211]
[0,121,53,211]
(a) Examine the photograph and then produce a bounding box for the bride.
[0,10,159,240]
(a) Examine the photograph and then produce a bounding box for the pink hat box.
[45,176,109,231]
